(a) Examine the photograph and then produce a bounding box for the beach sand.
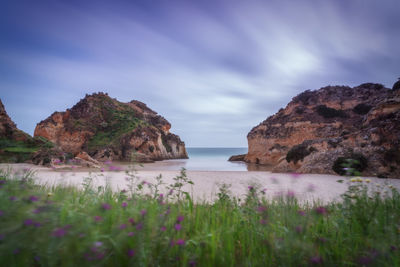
[2,163,400,203]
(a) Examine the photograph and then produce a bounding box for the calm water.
[136,147,271,171]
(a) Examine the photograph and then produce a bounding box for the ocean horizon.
[133,147,272,172]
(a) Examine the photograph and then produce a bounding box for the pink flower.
[127,249,135,257]
[160,226,166,232]
[176,215,184,222]
[102,203,111,210]
[176,239,185,246]
[174,223,182,231]
[94,216,103,222]
[119,224,127,230]
[286,190,295,198]
[315,206,328,215]
[121,202,127,208]
[140,209,147,216]
[128,218,135,225]
[128,232,134,236]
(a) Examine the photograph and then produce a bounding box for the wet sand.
[2,163,400,203]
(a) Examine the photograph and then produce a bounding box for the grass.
[0,168,399,266]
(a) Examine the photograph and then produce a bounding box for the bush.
[316,105,348,119]
[332,153,368,176]
[353,103,372,115]
[286,143,316,164]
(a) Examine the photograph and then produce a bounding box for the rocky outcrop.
[234,83,400,178]
[0,99,30,142]
[34,93,188,162]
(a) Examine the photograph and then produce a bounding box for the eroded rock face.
[34,93,188,162]
[239,83,400,178]
[0,99,30,141]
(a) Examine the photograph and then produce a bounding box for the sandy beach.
[2,163,400,203]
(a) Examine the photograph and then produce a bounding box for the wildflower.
[176,239,185,246]
[0,210,3,216]
[168,189,174,195]
[189,259,197,266]
[94,216,103,222]
[136,223,143,230]
[34,221,42,227]
[33,208,41,214]
[261,188,267,194]
[93,241,103,248]
[127,249,135,257]
[310,256,323,264]
[119,224,127,230]
[175,224,182,231]
[257,206,267,213]
[29,195,39,202]
[24,219,34,226]
[0,234,4,240]
[260,219,267,225]
[315,206,327,215]
[128,232,134,237]
[52,227,68,237]
[176,215,184,222]
[140,209,147,216]
[100,168,105,172]
[248,186,254,191]
[160,226,166,232]
[102,203,112,210]
[128,218,135,225]
[121,202,128,208]
[298,210,306,216]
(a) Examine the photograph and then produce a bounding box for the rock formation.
[231,83,400,178]
[34,93,188,162]
[0,99,59,163]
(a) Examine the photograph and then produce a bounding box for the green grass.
[0,168,399,266]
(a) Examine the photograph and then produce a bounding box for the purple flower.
[0,234,4,240]
[257,206,267,213]
[127,249,135,257]
[189,259,197,266]
[52,227,68,237]
[261,188,267,194]
[310,256,323,265]
[0,210,3,216]
[248,186,254,191]
[128,218,135,225]
[315,206,328,215]
[102,203,112,210]
[140,209,147,216]
[94,215,103,222]
[24,219,34,226]
[119,224,127,230]
[29,195,39,202]
[33,208,41,214]
[295,225,303,233]
[100,168,105,172]
[93,241,103,248]
[176,215,184,222]
[176,239,185,246]
[174,223,182,231]
[160,226,166,232]
[136,223,143,230]
[128,232,134,237]
[34,221,42,228]
[298,210,306,216]
[260,219,268,225]
[9,196,17,201]
[121,202,128,208]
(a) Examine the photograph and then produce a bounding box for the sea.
[136,147,271,172]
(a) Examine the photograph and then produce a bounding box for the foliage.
[0,168,399,266]
[352,103,372,115]
[316,105,348,119]
[332,153,368,176]
[286,143,316,164]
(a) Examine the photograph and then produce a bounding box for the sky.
[0,0,399,147]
